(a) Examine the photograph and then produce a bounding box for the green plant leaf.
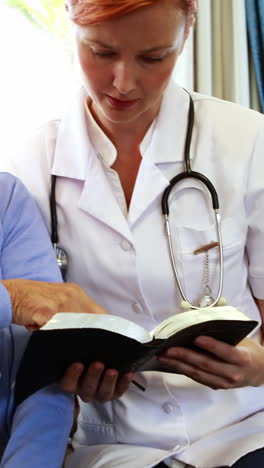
[1,0,70,37]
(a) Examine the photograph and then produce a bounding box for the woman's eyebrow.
[140,44,175,53]
[84,39,115,49]
[82,38,175,53]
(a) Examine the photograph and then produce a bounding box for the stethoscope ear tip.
[180,300,193,310]
[215,297,227,306]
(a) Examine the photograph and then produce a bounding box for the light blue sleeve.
[0,172,62,283]
[1,385,74,468]
[0,173,73,466]
[0,284,12,329]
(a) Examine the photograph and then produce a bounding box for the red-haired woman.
[3,1,264,467]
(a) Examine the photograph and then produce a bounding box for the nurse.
[2,0,264,467]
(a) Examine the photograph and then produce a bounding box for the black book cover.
[14,317,257,408]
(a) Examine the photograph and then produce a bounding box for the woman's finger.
[60,362,85,393]
[158,356,240,389]
[76,362,105,402]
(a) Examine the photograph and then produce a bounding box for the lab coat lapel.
[52,87,132,241]
[51,82,194,238]
[79,155,133,242]
[129,82,191,227]
[128,157,169,226]
[52,87,92,180]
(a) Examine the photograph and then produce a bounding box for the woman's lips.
[107,95,138,109]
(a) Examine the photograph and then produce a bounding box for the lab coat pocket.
[176,218,247,304]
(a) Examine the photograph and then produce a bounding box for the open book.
[14,306,257,406]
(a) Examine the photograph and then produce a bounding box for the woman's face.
[75,1,187,130]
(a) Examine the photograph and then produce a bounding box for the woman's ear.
[184,14,196,41]
[177,14,195,56]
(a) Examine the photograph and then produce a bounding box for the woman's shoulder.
[0,120,61,202]
[192,91,264,131]
[18,119,61,158]
[13,86,89,165]
[0,119,61,177]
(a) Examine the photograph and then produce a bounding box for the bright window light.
[0,5,193,156]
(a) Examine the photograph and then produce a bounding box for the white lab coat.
[2,81,264,468]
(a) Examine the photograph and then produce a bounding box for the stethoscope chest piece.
[54,245,68,281]
[199,294,215,308]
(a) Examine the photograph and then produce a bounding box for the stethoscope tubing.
[50,174,59,246]
[161,170,220,215]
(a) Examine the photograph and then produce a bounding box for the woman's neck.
[89,101,158,155]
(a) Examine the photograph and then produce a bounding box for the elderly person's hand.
[1,278,106,330]
[158,336,264,389]
[2,279,132,402]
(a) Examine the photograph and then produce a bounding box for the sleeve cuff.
[1,384,74,468]
[0,282,12,328]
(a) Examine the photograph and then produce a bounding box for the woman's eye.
[141,56,164,63]
[91,49,115,58]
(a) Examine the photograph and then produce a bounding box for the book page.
[41,313,152,343]
[151,306,253,340]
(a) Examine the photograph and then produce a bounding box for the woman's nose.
[112,60,137,95]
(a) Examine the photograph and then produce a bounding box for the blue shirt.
[0,173,74,467]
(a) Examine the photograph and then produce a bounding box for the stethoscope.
[161,92,223,309]
[50,175,68,281]
[49,92,223,308]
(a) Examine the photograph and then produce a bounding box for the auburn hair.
[65,0,197,27]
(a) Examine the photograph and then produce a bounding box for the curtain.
[245,0,264,112]
[179,0,261,112]
[195,0,252,107]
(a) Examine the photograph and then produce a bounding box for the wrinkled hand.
[1,279,106,330]
[2,279,130,403]
[158,336,264,390]
[2,279,131,402]
[60,361,134,403]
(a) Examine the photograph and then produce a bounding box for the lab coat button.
[162,402,174,414]
[120,239,132,251]
[132,302,142,314]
